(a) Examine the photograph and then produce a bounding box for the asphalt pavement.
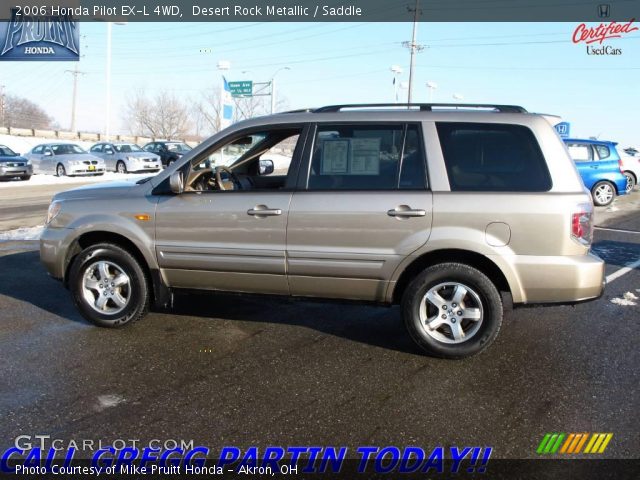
[0,185,638,461]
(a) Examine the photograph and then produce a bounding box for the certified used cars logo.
[0,7,79,61]
[572,18,638,55]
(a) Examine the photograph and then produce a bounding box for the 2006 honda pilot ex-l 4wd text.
[40,104,605,359]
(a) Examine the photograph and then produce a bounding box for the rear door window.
[307,124,426,190]
[567,143,593,162]
[436,122,552,192]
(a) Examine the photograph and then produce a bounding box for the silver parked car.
[40,103,605,359]
[26,143,105,177]
[0,144,33,181]
[90,142,162,173]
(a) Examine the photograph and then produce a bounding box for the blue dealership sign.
[0,9,79,61]
[555,122,571,138]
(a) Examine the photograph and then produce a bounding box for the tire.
[20,175,31,181]
[624,172,636,193]
[68,243,150,328]
[56,163,66,177]
[116,160,127,174]
[401,263,503,359]
[591,181,615,206]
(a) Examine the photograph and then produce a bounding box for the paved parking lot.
[0,186,638,460]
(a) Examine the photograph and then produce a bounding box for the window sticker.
[350,138,381,175]
[321,139,350,174]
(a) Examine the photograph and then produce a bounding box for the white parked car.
[621,147,639,192]
[25,143,105,177]
[89,142,162,173]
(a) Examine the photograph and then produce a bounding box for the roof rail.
[313,103,527,113]
[278,108,314,114]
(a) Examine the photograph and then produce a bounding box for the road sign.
[228,80,253,97]
[555,122,571,138]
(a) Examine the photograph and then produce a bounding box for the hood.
[53,177,150,201]
[0,155,28,163]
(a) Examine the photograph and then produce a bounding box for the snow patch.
[96,394,125,411]
[0,172,153,189]
[0,225,44,241]
[610,292,638,306]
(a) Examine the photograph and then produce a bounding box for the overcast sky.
[1,21,638,146]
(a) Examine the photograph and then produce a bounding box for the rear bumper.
[509,252,605,304]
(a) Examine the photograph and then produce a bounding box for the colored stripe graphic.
[538,433,612,454]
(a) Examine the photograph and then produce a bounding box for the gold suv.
[41,104,605,358]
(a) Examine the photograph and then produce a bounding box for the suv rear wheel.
[402,263,503,359]
[68,243,150,327]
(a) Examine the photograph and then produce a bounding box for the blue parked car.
[564,138,627,206]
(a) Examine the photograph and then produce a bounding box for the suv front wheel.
[68,243,150,327]
[402,263,503,359]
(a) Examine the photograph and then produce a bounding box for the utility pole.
[402,0,424,104]
[65,65,85,132]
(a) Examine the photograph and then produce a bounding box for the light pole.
[390,65,403,103]
[270,67,290,114]
[426,81,438,102]
[105,21,126,141]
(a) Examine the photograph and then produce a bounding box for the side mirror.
[169,171,184,194]
[106,150,114,155]
[44,151,52,156]
[259,159,274,175]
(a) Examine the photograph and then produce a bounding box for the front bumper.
[0,164,33,178]
[129,161,161,172]
[508,252,605,304]
[68,166,106,175]
[40,226,73,280]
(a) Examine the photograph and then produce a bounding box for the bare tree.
[2,94,54,129]
[192,86,290,137]
[123,90,191,139]
[193,87,223,136]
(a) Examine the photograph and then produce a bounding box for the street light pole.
[105,21,126,141]
[270,67,290,114]
[105,22,112,141]
[390,65,403,103]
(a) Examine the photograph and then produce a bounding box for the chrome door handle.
[387,208,426,218]
[247,206,282,216]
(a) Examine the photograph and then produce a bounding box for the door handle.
[387,207,426,218]
[247,205,282,217]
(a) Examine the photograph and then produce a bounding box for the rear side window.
[436,123,552,192]
[308,124,426,190]
[594,144,610,159]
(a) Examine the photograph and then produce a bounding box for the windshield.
[193,133,267,171]
[166,143,191,152]
[0,145,18,156]
[52,144,86,155]
[114,143,143,153]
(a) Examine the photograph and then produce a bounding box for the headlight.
[25,159,32,165]
[127,156,139,162]
[46,201,62,225]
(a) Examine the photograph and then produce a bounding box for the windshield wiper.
[136,177,152,185]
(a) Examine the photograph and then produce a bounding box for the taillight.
[571,209,593,246]
[618,159,624,174]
